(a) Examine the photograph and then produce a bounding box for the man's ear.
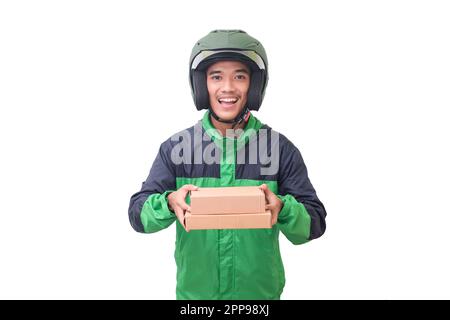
[192,70,210,110]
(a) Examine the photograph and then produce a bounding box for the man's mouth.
[218,97,239,106]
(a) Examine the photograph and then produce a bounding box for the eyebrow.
[208,68,250,76]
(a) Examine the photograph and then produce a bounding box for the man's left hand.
[259,184,284,226]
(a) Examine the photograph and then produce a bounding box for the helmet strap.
[209,106,250,129]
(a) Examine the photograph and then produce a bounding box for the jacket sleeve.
[128,141,177,233]
[277,139,327,245]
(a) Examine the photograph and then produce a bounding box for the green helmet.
[189,30,269,112]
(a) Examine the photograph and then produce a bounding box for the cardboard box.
[189,186,265,215]
[185,211,271,230]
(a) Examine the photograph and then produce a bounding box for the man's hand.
[167,184,199,231]
[259,184,284,226]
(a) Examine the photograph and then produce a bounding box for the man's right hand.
[167,184,199,231]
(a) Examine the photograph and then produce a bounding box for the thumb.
[260,184,274,202]
[259,183,269,195]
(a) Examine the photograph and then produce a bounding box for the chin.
[211,104,244,121]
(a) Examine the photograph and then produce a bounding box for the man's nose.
[221,77,235,92]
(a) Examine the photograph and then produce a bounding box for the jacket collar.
[201,110,263,147]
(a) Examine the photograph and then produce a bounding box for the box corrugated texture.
[185,211,271,230]
[190,186,265,215]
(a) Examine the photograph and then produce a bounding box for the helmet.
[189,30,269,115]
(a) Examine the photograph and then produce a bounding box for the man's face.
[206,60,250,121]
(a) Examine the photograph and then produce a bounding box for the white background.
[1,0,449,299]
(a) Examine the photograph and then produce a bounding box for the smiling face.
[206,60,250,121]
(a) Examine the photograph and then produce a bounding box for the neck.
[210,114,247,137]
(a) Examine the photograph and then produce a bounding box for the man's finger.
[174,206,183,221]
[179,201,190,212]
[271,214,277,226]
[174,207,187,231]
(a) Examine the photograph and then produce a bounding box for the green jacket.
[129,112,326,299]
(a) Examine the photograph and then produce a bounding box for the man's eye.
[236,75,247,80]
[211,75,221,80]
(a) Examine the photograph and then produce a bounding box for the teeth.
[219,98,238,103]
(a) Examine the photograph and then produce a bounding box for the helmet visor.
[191,50,266,70]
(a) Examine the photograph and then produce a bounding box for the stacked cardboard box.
[185,186,271,230]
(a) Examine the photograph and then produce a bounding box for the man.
[129,30,327,299]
